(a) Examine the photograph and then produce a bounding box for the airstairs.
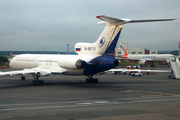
[169,56,180,79]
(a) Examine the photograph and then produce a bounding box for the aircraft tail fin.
[120,42,128,59]
[10,52,14,56]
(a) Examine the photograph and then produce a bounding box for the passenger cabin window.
[131,52,136,54]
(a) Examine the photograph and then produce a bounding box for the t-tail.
[75,15,124,56]
[75,15,175,56]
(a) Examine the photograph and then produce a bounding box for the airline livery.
[119,42,174,66]
[0,15,175,85]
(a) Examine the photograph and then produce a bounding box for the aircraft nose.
[9,58,14,68]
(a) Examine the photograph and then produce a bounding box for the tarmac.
[1,67,180,120]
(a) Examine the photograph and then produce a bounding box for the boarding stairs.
[170,57,180,79]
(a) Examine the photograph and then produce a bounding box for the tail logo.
[120,45,125,51]
[120,43,128,59]
[99,37,106,48]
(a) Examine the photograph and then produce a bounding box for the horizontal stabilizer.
[129,18,177,23]
[96,15,130,25]
[96,15,176,25]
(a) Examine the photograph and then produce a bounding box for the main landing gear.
[21,75,25,80]
[32,75,44,85]
[150,62,155,67]
[20,75,43,85]
[86,75,98,83]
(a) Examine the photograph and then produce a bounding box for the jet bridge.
[169,56,180,79]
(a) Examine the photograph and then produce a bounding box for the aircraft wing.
[0,70,38,76]
[116,57,155,63]
[0,67,67,77]
[108,68,171,73]
[118,58,153,61]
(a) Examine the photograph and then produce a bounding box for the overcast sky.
[0,0,179,52]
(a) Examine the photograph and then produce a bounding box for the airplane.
[118,41,174,67]
[0,15,176,85]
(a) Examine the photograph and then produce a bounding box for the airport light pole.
[67,44,69,54]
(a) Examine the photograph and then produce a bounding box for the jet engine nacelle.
[58,58,87,69]
[138,59,148,65]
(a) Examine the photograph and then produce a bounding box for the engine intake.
[75,59,87,69]
[58,57,87,69]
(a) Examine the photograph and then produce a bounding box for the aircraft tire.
[40,80,44,85]
[32,80,44,85]
[150,65,155,67]
[36,81,39,85]
[32,80,35,85]
[86,78,98,83]
[114,72,117,75]
[21,76,25,80]
[94,79,98,83]
[86,79,89,83]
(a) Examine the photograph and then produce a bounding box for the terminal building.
[114,47,158,57]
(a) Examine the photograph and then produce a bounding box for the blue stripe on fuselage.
[104,28,122,54]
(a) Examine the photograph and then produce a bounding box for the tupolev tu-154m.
[0,15,176,85]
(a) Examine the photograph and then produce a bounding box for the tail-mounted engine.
[58,57,87,69]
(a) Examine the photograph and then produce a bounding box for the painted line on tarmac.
[1,97,180,112]
[136,90,176,96]
[141,95,162,97]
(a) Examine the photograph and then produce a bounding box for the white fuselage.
[126,54,174,62]
[9,54,99,76]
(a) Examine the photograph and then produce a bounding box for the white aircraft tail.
[74,15,176,56]
[75,16,124,55]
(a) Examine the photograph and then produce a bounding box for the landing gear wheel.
[32,80,35,85]
[94,79,98,83]
[32,80,44,85]
[21,76,25,80]
[32,75,44,85]
[150,65,155,67]
[86,75,98,83]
